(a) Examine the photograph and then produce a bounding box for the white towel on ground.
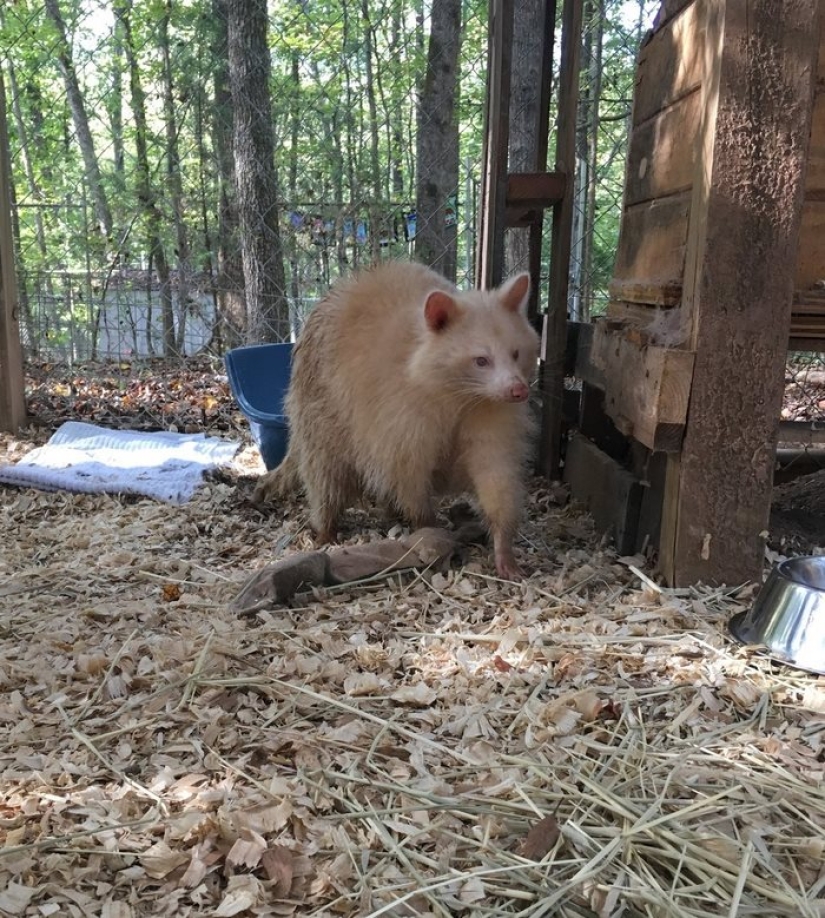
[0,421,240,504]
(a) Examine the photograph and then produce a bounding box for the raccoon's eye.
[474,356,490,368]
[512,349,520,361]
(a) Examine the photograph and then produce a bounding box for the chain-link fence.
[2,0,661,364]
[568,0,659,321]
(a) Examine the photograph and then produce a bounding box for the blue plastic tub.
[225,342,293,470]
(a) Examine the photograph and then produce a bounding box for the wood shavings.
[3,421,825,917]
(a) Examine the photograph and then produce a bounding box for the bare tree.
[226,0,289,342]
[415,0,461,282]
[43,0,113,247]
[211,0,245,348]
[159,0,192,352]
[114,0,175,356]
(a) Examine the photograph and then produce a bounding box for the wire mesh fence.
[6,0,820,440]
[2,0,661,365]
[2,0,491,365]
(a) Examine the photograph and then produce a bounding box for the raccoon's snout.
[507,381,529,402]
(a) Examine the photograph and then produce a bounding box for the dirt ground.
[1,360,825,917]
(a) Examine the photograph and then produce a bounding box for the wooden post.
[660,0,821,585]
[0,69,26,434]
[476,0,514,290]
[539,0,582,477]
[527,0,557,324]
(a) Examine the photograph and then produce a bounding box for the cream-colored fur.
[256,260,540,578]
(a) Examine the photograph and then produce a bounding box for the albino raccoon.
[255,261,540,578]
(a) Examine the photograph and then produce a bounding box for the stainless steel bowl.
[729,556,825,675]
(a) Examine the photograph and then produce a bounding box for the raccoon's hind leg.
[301,450,361,544]
[252,445,302,504]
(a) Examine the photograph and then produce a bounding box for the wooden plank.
[636,450,667,554]
[564,434,643,555]
[661,0,821,587]
[606,300,669,324]
[589,319,695,452]
[538,0,582,478]
[609,281,683,308]
[633,0,707,126]
[0,70,26,434]
[791,288,825,311]
[504,171,566,227]
[624,88,700,206]
[795,200,825,291]
[652,0,698,31]
[610,192,691,299]
[803,90,825,193]
[788,338,825,351]
[578,381,632,464]
[819,10,825,77]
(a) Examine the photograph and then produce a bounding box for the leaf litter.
[1,361,825,917]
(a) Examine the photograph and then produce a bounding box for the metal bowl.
[729,556,825,675]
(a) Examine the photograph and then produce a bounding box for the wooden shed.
[568,0,823,586]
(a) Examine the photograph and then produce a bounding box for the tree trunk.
[109,15,125,194]
[226,0,290,342]
[415,0,461,282]
[581,1,604,319]
[360,0,384,262]
[43,0,113,248]
[505,0,547,276]
[115,0,175,356]
[160,0,191,353]
[341,1,360,270]
[212,0,246,348]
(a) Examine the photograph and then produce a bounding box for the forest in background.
[1,0,657,361]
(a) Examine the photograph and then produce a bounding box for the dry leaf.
[162,582,182,602]
[214,876,264,917]
[459,876,486,904]
[226,835,267,870]
[343,672,383,696]
[262,846,294,897]
[390,682,437,706]
[100,902,133,918]
[139,840,188,879]
[520,814,561,860]
[0,883,35,916]
[574,691,604,720]
[493,655,513,673]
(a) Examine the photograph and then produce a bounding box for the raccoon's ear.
[424,290,459,332]
[498,272,531,315]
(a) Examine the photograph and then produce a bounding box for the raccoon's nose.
[509,382,529,401]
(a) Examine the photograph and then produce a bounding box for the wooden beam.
[476,0,514,290]
[504,171,566,227]
[778,421,825,446]
[524,0,558,325]
[539,0,582,477]
[581,318,695,453]
[660,0,821,586]
[0,69,26,434]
